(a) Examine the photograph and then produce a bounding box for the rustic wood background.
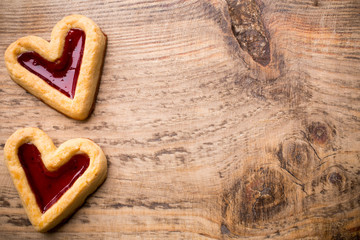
[0,0,359,239]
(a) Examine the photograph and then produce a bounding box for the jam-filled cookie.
[4,128,107,232]
[4,15,106,120]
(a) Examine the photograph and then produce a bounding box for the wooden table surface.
[0,0,359,239]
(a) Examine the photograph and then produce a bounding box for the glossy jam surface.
[17,29,85,99]
[18,143,89,213]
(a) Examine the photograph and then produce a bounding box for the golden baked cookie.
[4,15,106,120]
[4,127,107,232]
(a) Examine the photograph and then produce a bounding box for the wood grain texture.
[0,0,359,239]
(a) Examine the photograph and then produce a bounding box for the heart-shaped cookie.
[4,128,107,232]
[4,15,106,120]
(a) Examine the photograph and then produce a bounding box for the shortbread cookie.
[4,128,107,232]
[4,15,106,120]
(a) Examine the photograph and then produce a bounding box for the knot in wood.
[328,172,343,186]
[226,0,270,66]
[315,166,348,195]
[278,140,316,181]
[308,122,329,145]
[222,168,286,234]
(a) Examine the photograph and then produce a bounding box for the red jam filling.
[17,29,85,99]
[17,143,89,213]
